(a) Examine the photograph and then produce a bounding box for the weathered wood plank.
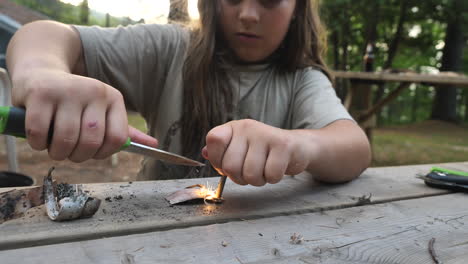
[0,162,465,250]
[2,193,467,264]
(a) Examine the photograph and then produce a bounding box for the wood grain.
[1,193,467,264]
[0,162,464,250]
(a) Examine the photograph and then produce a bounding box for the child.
[6,0,371,186]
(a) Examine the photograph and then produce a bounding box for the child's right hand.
[12,68,157,162]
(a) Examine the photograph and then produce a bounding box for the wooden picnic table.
[1,162,468,263]
[333,70,468,141]
[334,70,468,122]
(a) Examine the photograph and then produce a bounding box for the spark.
[203,182,217,202]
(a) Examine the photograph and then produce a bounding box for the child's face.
[219,0,296,63]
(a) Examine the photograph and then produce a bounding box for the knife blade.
[122,139,204,167]
[0,106,204,167]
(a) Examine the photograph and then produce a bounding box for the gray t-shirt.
[74,23,353,180]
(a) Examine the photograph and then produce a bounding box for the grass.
[128,112,148,132]
[129,113,468,167]
[372,120,468,167]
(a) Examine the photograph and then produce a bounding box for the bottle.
[363,43,375,72]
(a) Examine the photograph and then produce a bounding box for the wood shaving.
[429,238,442,264]
[1,167,101,223]
[165,184,222,205]
[120,253,135,264]
[290,233,304,244]
[44,167,101,221]
[355,193,372,206]
[272,248,280,256]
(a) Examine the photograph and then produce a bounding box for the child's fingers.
[202,146,208,159]
[205,124,233,175]
[264,146,288,184]
[128,126,158,148]
[93,99,128,159]
[241,143,268,186]
[220,131,248,185]
[47,103,81,160]
[24,100,54,151]
[68,103,106,162]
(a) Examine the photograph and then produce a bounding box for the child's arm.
[203,119,371,185]
[7,20,156,162]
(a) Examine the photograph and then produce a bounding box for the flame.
[202,182,217,201]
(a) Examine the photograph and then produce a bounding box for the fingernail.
[150,138,159,147]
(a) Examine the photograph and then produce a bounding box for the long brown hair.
[181,0,329,158]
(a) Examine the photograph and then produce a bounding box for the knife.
[0,106,204,167]
[417,167,468,192]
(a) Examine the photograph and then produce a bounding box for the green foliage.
[11,0,139,26]
[79,0,89,25]
[321,0,468,125]
[12,0,80,24]
[10,0,468,125]
[128,113,147,133]
[321,0,455,72]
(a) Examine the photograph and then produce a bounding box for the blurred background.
[0,0,467,184]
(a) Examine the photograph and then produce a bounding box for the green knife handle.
[0,106,26,138]
[432,167,468,177]
[120,137,131,150]
[0,106,132,149]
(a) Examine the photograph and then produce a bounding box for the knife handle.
[0,106,27,138]
[120,137,131,150]
[426,171,468,185]
[0,106,131,149]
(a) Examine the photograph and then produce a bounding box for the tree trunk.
[384,0,408,70]
[331,30,347,100]
[362,0,379,72]
[388,100,396,124]
[79,0,89,25]
[169,0,189,23]
[105,13,110,27]
[332,31,340,70]
[354,0,379,130]
[464,89,468,122]
[362,0,380,61]
[431,0,465,122]
[375,0,409,125]
[340,2,351,71]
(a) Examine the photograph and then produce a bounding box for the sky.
[60,0,199,23]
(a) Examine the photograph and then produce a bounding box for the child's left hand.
[202,119,312,186]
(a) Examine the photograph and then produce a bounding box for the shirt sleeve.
[73,24,189,118]
[291,68,353,129]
